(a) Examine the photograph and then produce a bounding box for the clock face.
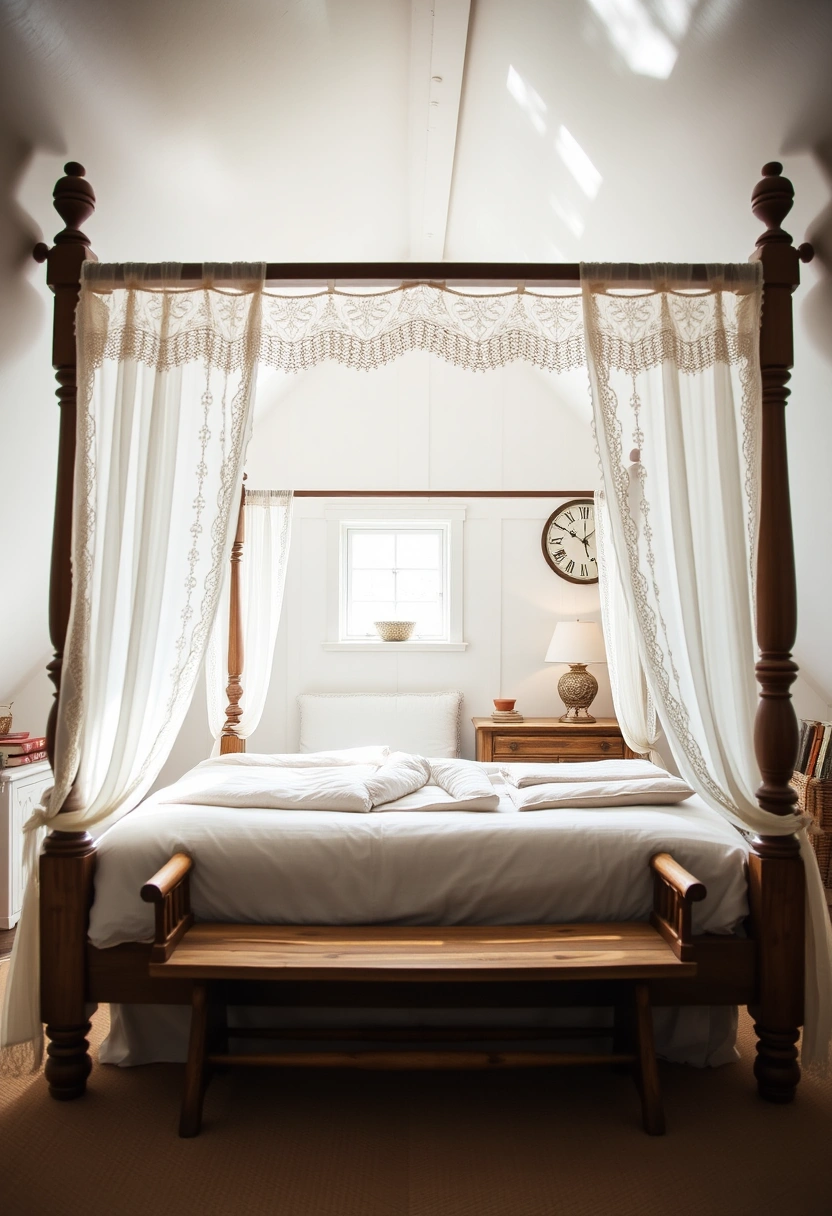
[542,499,598,584]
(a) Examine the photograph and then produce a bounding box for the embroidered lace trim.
[582,265,763,818]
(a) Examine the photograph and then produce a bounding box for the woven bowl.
[374,620,416,642]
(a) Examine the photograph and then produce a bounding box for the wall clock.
[541,499,598,584]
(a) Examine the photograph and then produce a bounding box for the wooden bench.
[142,852,705,1138]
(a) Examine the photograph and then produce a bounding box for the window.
[324,505,466,650]
[344,524,448,640]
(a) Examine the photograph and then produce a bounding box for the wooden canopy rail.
[36,160,811,1108]
[58,262,735,288]
[292,489,596,497]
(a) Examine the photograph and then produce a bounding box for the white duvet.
[90,760,750,949]
[156,750,500,814]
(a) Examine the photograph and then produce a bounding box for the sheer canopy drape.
[207,490,294,751]
[595,488,663,766]
[1,263,265,1070]
[583,263,832,1069]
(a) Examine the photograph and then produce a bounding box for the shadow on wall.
[800,140,832,366]
[0,18,65,364]
[783,40,832,367]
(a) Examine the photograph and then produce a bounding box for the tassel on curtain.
[206,490,294,753]
[1,262,266,1071]
[582,261,832,1071]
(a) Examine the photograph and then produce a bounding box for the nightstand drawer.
[492,735,624,760]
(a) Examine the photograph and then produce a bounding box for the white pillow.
[505,776,695,810]
[428,758,500,808]
[298,692,462,758]
[501,759,670,788]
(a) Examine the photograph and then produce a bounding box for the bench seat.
[142,853,706,1138]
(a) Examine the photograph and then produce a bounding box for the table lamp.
[545,620,607,722]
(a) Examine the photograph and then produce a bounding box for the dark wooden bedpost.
[747,162,813,1103]
[220,482,247,754]
[35,163,98,1099]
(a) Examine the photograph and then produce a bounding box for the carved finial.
[751,162,794,248]
[53,162,95,247]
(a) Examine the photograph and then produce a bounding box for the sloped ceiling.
[1,0,831,707]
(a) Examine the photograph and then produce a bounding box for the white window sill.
[323,641,469,652]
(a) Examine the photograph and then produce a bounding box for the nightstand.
[472,717,639,764]
[1,759,52,928]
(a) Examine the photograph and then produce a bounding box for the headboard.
[297,692,463,757]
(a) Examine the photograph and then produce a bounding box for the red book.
[0,750,49,768]
[807,723,824,777]
[0,736,47,756]
[0,732,29,741]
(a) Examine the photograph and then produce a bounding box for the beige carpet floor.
[1,961,829,1216]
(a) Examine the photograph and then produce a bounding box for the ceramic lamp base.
[557,664,598,723]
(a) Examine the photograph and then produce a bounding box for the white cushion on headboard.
[298,693,463,758]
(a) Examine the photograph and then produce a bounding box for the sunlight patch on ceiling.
[506,64,547,135]
[585,0,695,80]
[549,197,585,239]
[555,126,603,200]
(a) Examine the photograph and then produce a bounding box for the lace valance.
[79,262,762,377]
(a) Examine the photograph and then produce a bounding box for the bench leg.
[180,983,210,1138]
[633,982,665,1136]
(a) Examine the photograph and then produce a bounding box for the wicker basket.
[790,771,832,887]
[374,620,416,642]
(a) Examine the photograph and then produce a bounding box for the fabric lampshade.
[545,620,606,665]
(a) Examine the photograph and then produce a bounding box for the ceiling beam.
[408,0,472,260]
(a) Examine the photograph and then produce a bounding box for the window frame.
[324,504,466,651]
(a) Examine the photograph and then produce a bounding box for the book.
[0,749,48,768]
[0,734,46,753]
[796,721,814,773]
[815,724,831,777]
[0,736,47,756]
[0,731,29,741]
[806,722,825,778]
[818,725,832,780]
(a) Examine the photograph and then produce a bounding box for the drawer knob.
[600,741,610,752]
[509,742,518,752]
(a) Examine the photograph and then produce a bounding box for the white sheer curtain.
[583,262,832,1069]
[1,263,265,1070]
[595,487,663,766]
[206,490,293,752]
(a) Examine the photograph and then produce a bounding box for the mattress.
[89,779,750,948]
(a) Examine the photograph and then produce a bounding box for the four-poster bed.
[28,159,816,1115]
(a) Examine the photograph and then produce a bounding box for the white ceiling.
[2,0,832,704]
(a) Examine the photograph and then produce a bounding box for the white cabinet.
[0,760,52,929]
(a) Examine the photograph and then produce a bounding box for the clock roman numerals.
[542,500,598,585]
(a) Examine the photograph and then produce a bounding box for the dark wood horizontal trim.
[292,490,594,499]
[85,261,729,289]
[207,1050,635,1070]
[225,1025,612,1042]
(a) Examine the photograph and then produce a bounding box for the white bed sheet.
[89,783,750,948]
